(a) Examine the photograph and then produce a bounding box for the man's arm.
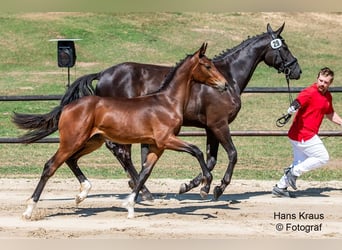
[326,112,342,126]
[287,99,301,115]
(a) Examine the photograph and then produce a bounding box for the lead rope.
[285,69,294,104]
[276,71,294,127]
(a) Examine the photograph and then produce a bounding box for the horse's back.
[61,96,100,121]
[95,62,171,98]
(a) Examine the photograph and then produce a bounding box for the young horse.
[13,23,302,202]
[18,43,227,219]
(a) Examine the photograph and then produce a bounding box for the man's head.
[316,67,334,94]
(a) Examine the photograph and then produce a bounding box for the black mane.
[213,32,268,62]
[152,53,192,93]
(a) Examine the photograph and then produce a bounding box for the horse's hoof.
[76,180,92,205]
[127,211,135,219]
[141,191,154,201]
[179,183,188,194]
[213,186,223,200]
[122,200,135,219]
[21,212,32,220]
[200,188,208,199]
[126,206,135,219]
[122,193,136,219]
[128,180,135,189]
[22,199,36,220]
[75,195,84,206]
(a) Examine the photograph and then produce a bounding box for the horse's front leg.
[179,129,219,194]
[179,125,237,200]
[122,146,163,218]
[212,127,237,200]
[164,135,212,198]
[105,141,153,200]
[206,129,220,170]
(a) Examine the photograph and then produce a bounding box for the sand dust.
[0,178,340,239]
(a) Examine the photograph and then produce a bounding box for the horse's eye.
[205,64,211,70]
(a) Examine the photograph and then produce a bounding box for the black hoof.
[200,187,209,199]
[141,191,154,201]
[179,183,188,194]
[213,186,223,200]
[128,180,135,189]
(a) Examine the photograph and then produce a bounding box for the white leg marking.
[22,198,37,220]
[122,193,136,219]
[75,180,92,205]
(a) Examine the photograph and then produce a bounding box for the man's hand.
[287,99,301,115]
[287,106,297,115]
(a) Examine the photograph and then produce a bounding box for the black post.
[67,67,70,87]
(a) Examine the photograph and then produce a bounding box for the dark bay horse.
[96,23,302,200]
[14,23,302,203]
[17,43,227,219]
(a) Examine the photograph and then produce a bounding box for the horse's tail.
[12,73,99,144]
[12,106,63,144]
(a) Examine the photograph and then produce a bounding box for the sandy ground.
[0,178,340,239]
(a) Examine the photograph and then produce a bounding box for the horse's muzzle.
[217,82,229,92]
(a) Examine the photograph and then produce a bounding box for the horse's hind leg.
[23,150,70,220]
[105,141,153,201]
[23,130,97,220]
[66,135,105,205]
[66,158,92,205]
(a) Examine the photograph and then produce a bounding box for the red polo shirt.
[288,83,334,142]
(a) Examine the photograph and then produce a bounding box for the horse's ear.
[267,23,285,37]
[267,23,273,34]
[274,22,285,36]
[199,42,207,58]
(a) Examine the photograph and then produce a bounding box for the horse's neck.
[215,38,267,95]
[161,64,194,112]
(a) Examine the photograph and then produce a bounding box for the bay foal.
[20,43,227,219]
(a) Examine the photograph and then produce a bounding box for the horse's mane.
[212,32,267,62]
[151,54,192,93]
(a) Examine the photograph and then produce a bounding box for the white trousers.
[277,135,329,189]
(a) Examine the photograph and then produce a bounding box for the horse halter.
[269,32,297,127]
[269,33,297,78]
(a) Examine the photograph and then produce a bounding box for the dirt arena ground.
[0,178,340,239]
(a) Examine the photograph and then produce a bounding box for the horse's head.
[191,43,228,91]
[264,23,302,80]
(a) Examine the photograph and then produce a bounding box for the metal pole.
[67,67,70,87]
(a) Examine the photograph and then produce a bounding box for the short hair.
[318,67,334,82]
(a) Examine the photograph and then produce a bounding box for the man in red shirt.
[273,67,342,197]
